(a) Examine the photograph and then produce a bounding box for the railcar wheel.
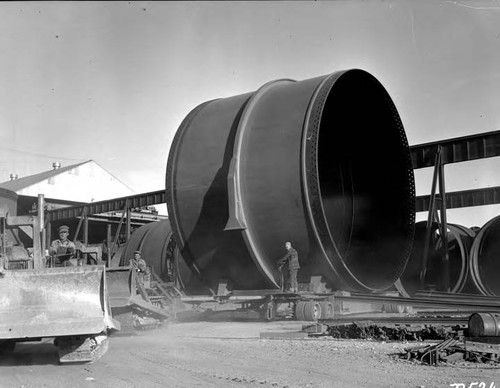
[295,301,307,321]
[304,302,322,321]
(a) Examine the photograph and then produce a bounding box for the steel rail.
[181,290,500,311]
[340,292,500,310]
[414,290,500,300]
[319,316,469,325]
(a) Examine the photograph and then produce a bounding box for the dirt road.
[1,321,498,388]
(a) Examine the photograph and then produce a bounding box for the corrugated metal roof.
[0,160,90,192]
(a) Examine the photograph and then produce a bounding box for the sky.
[0,1,499,226]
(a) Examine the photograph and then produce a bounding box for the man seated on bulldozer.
[49,225,77,266]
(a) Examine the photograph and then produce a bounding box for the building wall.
[16,161,134,202]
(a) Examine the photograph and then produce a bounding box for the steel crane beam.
[410,130,500,169]
[46,190,165,222]
[416,185,500,212]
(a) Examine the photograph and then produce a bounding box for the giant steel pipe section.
[397,222,475,296]
[121,220,204,293]
[166,69,416,293]
[469,215,500,296]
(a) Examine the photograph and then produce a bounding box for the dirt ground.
[0,320,498,388]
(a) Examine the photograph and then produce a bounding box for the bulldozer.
[0,196,119,363]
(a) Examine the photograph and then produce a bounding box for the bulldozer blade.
[106,267,135,309]
[105,267,139,331]
[0,265,119,340]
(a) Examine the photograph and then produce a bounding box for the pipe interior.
[317,71,413,289]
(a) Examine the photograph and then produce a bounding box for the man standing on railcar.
[277,241,300,293]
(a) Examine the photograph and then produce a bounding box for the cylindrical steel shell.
[398,222,475,295]
[470,215,500,296]
[121,222,157,267]
[468,312,500,337]
[122,221,203,293]
[166,69,415,292]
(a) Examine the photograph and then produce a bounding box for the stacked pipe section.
[397,222,475,296]
[469,215,500,296]
[166,69,416,293]
[121,220,201,292]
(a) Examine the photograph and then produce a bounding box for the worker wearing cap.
[130,250,150,289]
[130,251,147,273]
[49,225,76,265]
[277,241,300,292]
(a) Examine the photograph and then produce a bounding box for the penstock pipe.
[166,69,415,292]
[469,215,500,296]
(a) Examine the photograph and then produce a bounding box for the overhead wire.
[0,144,86,162]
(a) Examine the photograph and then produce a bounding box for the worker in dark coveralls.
[49,225,76,266]
[277,241,300,292]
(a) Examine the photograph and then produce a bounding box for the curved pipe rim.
[469,215,500,296]
[446,224,471,294]
[396,222,474,295]
[302,69,415,291]
[165,99,220,280]
[301,70,350,287]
